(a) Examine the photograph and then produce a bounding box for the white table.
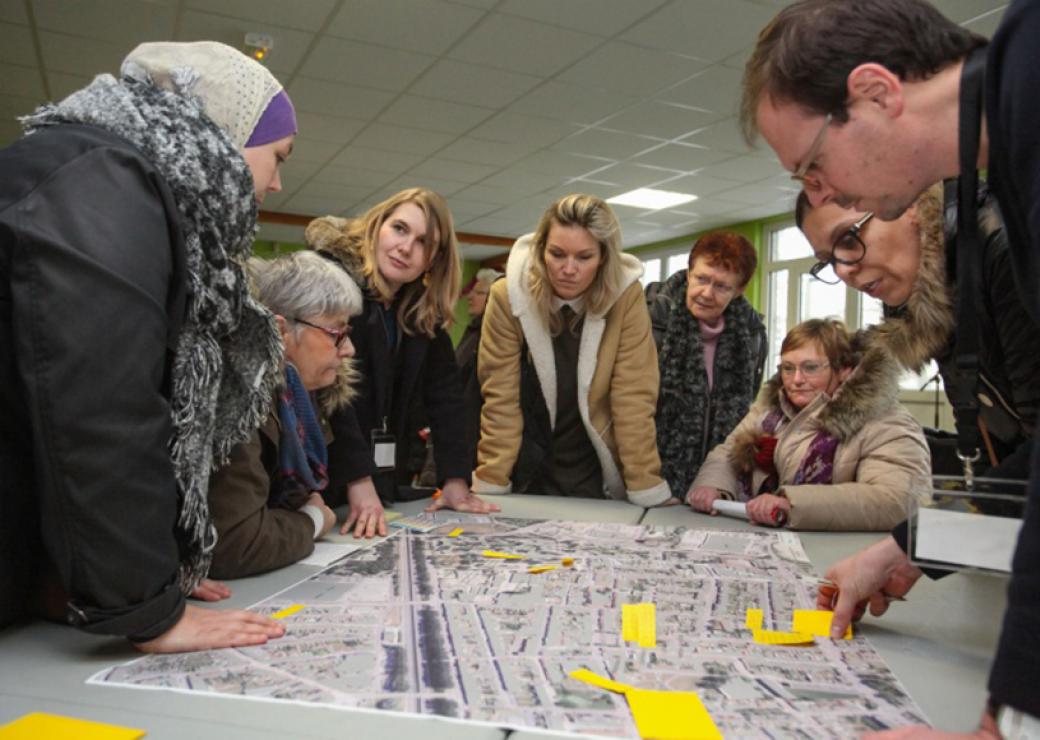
[0,495,1007,737]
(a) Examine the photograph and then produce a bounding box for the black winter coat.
[0,125,187,640]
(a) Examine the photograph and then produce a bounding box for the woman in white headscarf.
[0,41,296,653]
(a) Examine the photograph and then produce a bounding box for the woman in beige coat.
[474,194,671,506]
[689,319,929,530]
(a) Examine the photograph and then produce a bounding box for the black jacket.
[0,125,187,640]
[324,291,471,503]
[454,315,484,470]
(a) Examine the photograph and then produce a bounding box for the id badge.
[371,430,396,471]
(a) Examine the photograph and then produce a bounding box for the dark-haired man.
[742,1,1040,738]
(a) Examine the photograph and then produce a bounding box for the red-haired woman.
[650,232,767,502]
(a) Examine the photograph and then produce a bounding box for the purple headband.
[245,90,297,148]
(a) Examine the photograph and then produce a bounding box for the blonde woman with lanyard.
[307,188,499,534]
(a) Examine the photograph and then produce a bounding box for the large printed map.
[92,514,926,737]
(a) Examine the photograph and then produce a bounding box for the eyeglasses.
[293,318,350,348]
[779,360,831,377]
[808,211,874,284]
[689,273,737,298]
[791,113,833,185]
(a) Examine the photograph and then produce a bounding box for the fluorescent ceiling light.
[607,188,697,210]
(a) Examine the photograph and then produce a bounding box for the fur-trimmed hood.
[729,337,903,473]
[304,215,369,288]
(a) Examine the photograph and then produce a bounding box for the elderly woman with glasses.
[796,183,1040,482]
[688,319,930,531]
[207,252,362,579]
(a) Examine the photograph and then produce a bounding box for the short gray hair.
[247,251,362,322]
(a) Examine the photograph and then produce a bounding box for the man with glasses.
[741,1,1040,736]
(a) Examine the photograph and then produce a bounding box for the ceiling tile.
[558,41,706,97]
[711,180,795,206]
[283,194,356,216]
[0,93,41,121]
[331,144,425,173]
[436,136,531,167]
[445,0,498,9]
[445,198,502,222]
[697,154,784,183]
[590,162,683,189]
[368,175,469,201]
[378,95,495,135]
[352,122,455,156]
[299,37,434,92]
[467,112,578,149]
[508,80,639,125]
[630,142,733,171]
[287,137,344,164]
[620,0,776,62]
[680,196,746,218]
[635,209,701,228]
[0,62,45,99]
[658,65,744,115]
[295,181,376,206]
[679,118,756,155]
[477,165,566,196]
[287,77,395,118]
[33,0,175,43]
[456,244,511,261]
[601,101,726,140]
[46,71,92,101]
[498,0,669,37]
[309,163,394,188]
[39,31,126,76]
[653,171,756,199]
[294,112,367,143]
[325,0,482,56]
[453,183,532,206]
[0,23,38,68]
[552,127,660,160]
[0,118,22,147]
[960,6,1004,37]
[0,1,27,23]
[176,10,314,77]
[520,150,611,178]
[931,0,1008,23]
[184,0,337,32]
[449,13,602,77]
[409,157,500,183]
[410,59,541,108]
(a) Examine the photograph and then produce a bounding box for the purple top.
[699,316,725,390]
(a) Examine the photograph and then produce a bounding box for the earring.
[423,271,430,287]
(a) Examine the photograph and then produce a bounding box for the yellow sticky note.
[637,603,656,648]
[447,527,464,537]
[752,628,815,646]
[568,668,631,694]
[0,713,145,740]
[272,604,305,620]
[383,510,404,523]
[745,608,764,630]
[528,564,556,574]
[626,688,722,740]
[622,604,638,642]
[792,609,852,639]
[482,550,523,559]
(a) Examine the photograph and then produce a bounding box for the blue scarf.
[271,364,328,507]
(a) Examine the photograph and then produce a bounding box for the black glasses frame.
[293,317,350,348]
[808,211,874,284]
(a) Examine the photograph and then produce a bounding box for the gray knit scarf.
[22,74,282,593]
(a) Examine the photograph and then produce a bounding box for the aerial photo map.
[92,514,926,738]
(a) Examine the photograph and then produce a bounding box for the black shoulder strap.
[950,46,988,464]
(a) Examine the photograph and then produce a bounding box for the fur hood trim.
[870,188,955,371]
[305,215,369,288]
[729,338,902,473]
[316,357,359,415]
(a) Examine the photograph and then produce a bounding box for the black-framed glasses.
[791,113,832,185]
[293,317,350,348]
[808,211,874,284]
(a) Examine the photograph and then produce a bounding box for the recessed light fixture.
[607,188,697,210]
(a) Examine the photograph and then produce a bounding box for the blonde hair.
[781,318,857,370]
[339,187,461,338]
[527,194,626,336]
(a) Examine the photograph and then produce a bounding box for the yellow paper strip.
[626,688,723,740]
[637,603,657,648]
[447,527,464,537]
[272,604,305,620]
[745,607,764,630]
[0,712,145,740]
[752,628,815,646]
[482,550,523,559]
[528,564,556,574]
[792,609,853,639]
[621,603,638,642]
[383,510,404,523]
[568,668,631,695]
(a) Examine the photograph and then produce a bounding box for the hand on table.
[862,707,999,739]
[190,578,231,602]
[134,604,285,654]
[425,478,500,514]
[686,485,722,513]
[342,478,386,538]
[816,534,923,639]
[746,493,789,526]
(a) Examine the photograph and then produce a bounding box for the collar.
[551,294,586,314]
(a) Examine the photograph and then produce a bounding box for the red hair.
[687,232,757,287]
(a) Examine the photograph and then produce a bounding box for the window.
[636,244,691,288]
